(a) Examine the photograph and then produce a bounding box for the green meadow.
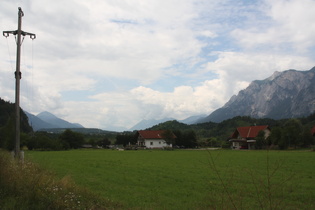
[27,149,315,209]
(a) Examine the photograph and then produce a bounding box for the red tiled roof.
[137,130,165,139]
[232,125,269,139]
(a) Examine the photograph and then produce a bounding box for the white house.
[136,130,176,149]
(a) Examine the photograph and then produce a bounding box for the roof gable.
[137,130,166,139]
[232,125,269,139]
[137,130,177,140]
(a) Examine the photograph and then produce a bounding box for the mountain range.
[26,111,84,131]
[25,66,315,131]
[26,111,206,132]
[197,66,315,123]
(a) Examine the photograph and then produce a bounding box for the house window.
[150,142,153,145]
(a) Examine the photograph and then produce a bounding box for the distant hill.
[198,66,315,123]
[148,120,191,131]
[0,98,32,133]
[146,113,315,141]
[129,115,207,131]
[38,127,118,135]
[179,115,207,125]
[26,111,84,131]
[129,118,175,131]
[25,112,56,131]
[145,116,284,140]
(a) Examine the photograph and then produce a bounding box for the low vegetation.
[0,150,122,209]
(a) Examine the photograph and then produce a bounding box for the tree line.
[0,120,314,151]
[255,118,314,149]
[0,97,314,151]
[144,114,315,149]
[0,129,112,151]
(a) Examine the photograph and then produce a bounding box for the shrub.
[221,141,231,148]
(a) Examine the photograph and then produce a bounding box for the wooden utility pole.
[3,7,36,159]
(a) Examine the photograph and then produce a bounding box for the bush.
[221,141,231,148]
[163,146,174,150]
[59,129,85,149]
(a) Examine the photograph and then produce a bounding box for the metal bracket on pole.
[22,31,36,40]
[3,30,36,40]
[3,31,16,37]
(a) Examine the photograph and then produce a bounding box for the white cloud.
[232,0,315,53]
[206,51,315,95]
[0,0,314,131]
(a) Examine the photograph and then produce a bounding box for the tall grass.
[0,150,122,209]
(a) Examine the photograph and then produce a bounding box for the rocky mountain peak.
[198,66,315,123]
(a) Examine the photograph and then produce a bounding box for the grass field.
[26,149,315,209]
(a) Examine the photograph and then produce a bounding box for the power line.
[5,37,15,72]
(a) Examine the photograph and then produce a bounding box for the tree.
[116,133,136,146]
[173,130,182,146]
[97,137,111,147]
[299,126,314,147]
[206,137,221,147]
[283,119,303,148]
[268,127,282,146]
[255,130,266,149]
[161,130,176,147]
[24,132,63,151]
[0,117,15,150]
[59,129,84,149]
[173,130,197,148]
[20,132,31,149]
[182,130,198,148]
[88,139,96,147]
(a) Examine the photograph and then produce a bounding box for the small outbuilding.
[136,130,176,149]
[229,125,271,150]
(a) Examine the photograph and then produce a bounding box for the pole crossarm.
[3,7,36,40]
[3,30,36,40]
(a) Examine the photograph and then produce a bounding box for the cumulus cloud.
[232,0,315,53]
[0,0,314,131]
[205,51,315,99]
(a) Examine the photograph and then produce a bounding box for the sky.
[1,0,315,131]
